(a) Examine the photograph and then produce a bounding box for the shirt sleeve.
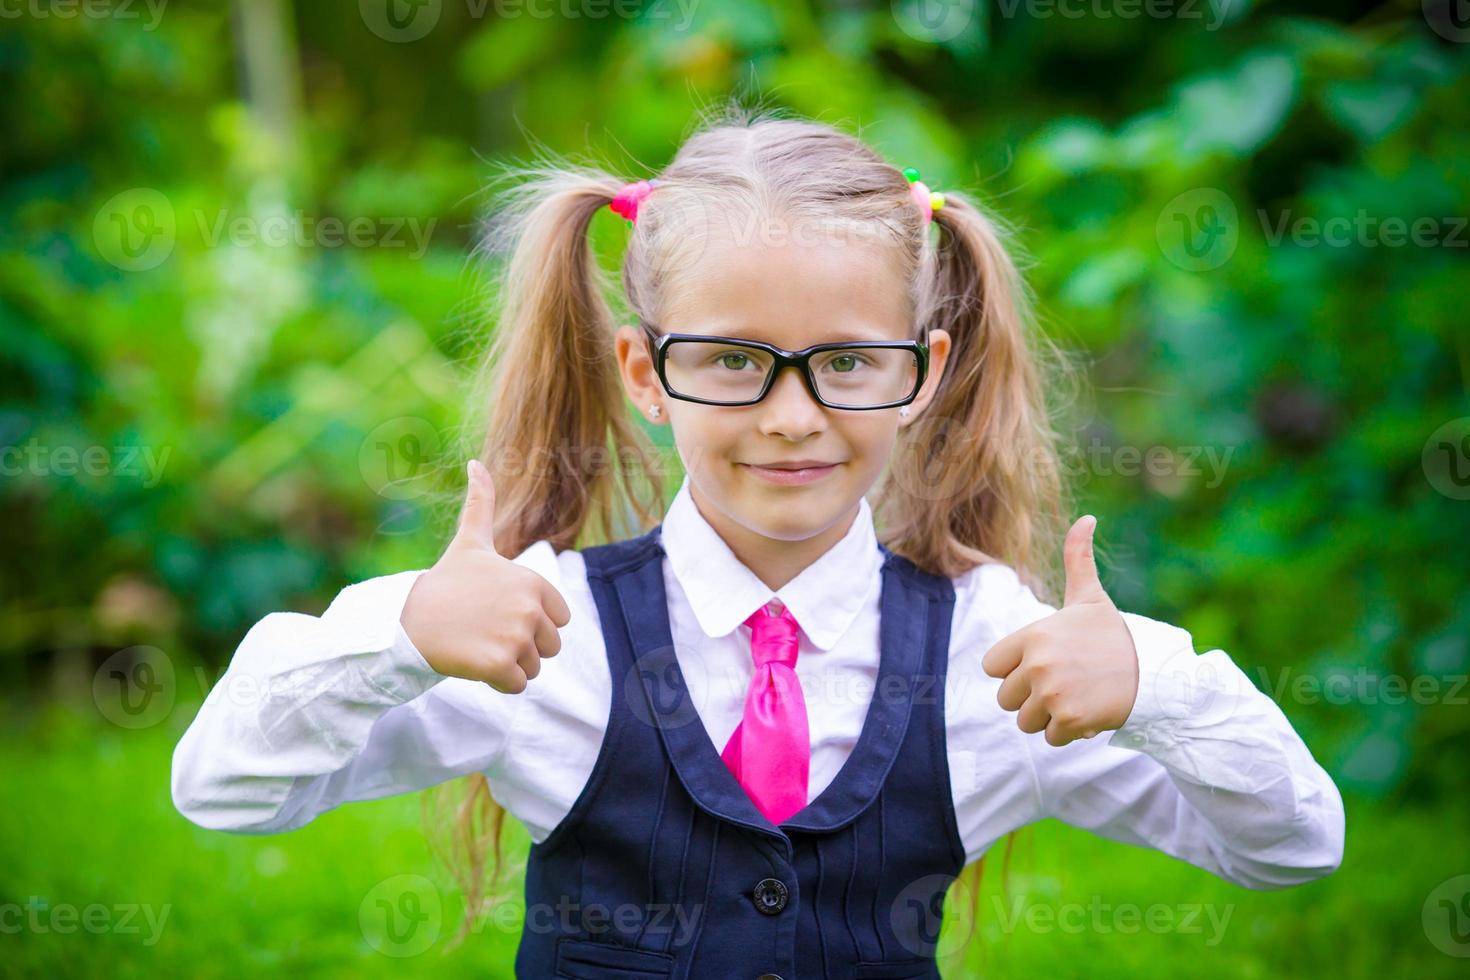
[947,561,1345,889]
[170,540,562,834]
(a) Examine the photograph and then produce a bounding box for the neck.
[688,486,860,592]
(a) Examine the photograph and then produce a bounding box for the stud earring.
[648,404,661,419]
[899,406,911,418]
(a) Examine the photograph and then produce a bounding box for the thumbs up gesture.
[980,516,1140,747]
[400,459,572,694]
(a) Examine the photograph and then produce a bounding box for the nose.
[755,365,827,440]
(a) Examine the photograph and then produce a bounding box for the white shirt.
[171,475,1344,886]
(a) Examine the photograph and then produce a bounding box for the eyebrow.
[693,323,904,345]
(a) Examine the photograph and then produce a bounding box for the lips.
[748,460,840,470]
[740,460,843,486]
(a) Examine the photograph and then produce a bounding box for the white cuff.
[324,569,446,704]
[1109,611,1210,752]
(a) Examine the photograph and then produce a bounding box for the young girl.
[172,107,1344,978]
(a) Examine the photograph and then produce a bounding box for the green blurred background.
[3,0,1469,976]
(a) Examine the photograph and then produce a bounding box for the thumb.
[1062,514,1107,607]
[451,459,498,552]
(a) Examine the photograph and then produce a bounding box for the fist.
[400,459,572,694]
[980,515,1140,747]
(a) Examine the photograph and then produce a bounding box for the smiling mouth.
[739,461,843,486]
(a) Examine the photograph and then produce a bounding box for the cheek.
[846,419,900,459]
[667,412,742,474]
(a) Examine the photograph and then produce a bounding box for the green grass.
[2,696,1466,978]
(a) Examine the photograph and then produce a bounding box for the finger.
[531,611,562,660]
[537,578,572,629]
[995,667,1032,713]
[517,640,543,683]
[1015,695,1050,735]
[451,459,498,553]
[981,630,1027,679]
[1044,717,1077,747]
[1062,514,1106,608]
[485,662,529,695]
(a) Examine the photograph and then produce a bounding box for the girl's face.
[615,236,951,576]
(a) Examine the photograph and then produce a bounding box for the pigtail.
[876,189,1078,605]
[470,164,667,558]
[880,190,1078,967]
[425,164,669,950]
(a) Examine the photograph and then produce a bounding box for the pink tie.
[720,601,810,825]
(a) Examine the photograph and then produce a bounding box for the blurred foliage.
[2,0,1469,974]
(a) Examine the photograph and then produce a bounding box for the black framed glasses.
[640,321,929,411]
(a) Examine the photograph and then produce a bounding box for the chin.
[744,493,849,540]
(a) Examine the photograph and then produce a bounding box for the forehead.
[661,235,913,346]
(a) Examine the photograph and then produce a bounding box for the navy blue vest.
[513,524,967,979]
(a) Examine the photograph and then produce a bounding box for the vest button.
[752,877,788,915]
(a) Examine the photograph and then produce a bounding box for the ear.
[900,328,951,426]
[614,325,666,423]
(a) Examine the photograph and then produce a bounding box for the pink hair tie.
[902,167,945,225]
[609,178,658,225]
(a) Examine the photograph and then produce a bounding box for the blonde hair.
[423,102,1078,955]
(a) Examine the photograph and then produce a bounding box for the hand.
[400,459,572,694]
[980,515,1140,746]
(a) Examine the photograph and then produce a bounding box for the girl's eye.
[716,352,750,371]
[823,352,872,373]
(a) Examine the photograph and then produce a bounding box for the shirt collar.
[661,473,881,652]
